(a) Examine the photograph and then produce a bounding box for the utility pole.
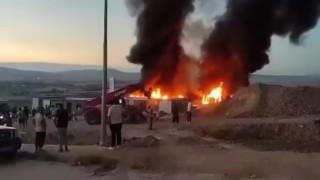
[100,0,108,146]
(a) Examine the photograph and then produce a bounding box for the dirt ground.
[3,114,320,179]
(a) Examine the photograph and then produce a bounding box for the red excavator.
[83,83,150,125]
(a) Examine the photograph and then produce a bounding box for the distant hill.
[0,62,319,86]
[0,62,102,72]
[0,67,140,82]
[250,74,320,86]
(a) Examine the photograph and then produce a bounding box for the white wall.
[43,99,51,108]
[32,98,39,109]
[159,100,172,114]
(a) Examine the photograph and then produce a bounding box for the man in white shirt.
[107,101,124,150]
[34,107,47,153]
[187,101,192,123]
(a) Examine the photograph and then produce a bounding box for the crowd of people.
[143,101,193,133]
[6,99,193,153]
[33,104,69,153]
[17,106,30,128]
[7,104,69,153]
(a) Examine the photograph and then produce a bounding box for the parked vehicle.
[0,113,12,127]
[0,102,12,127]
[0,126,21,157]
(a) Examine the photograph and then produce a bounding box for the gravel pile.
[226,83,320,117]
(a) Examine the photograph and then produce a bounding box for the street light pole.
[100,0,108,146]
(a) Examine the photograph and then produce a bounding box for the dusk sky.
[0,0,320,75]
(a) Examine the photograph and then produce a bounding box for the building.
[32,96,93,114]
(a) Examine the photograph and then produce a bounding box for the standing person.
[12,106,17,119]
[23,106,30,127]
[44,105,50,118]
[7,113,12,127]
[50,105,55,118]
[32,108,36,117]
[147,106,155,130]
[31,108,36,123]
[107,101,124,150]
[18,108,25,129]
[187,100,192,123]
[171,104,180,133]
[54,104,69,152]
[34,107,47,153]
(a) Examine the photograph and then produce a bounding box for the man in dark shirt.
[24,106,30,127]
[171,104,180,133]
[54,104,69,152]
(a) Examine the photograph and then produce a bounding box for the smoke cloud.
[127,0,320,96]
[125,0,143,17]
[183,19,213,59]
[201,0,320,93]
[127,0,195,87]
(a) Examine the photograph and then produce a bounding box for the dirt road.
[0,160,105,180]
[2,140,320,180]
[0,159,230,180]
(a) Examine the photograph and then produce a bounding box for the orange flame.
[151,88,167,99]
[129,82,224,105]
[129,88,184,100]
[201,83,223,105]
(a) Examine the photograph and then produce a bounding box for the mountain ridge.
[0,63,319,86]
[0,62,103,72]
[0,66,140,82]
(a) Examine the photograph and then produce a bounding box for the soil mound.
[196,122,320,152]
[226,83,320,117]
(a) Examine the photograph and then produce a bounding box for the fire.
[151,88,167,99]
[129,82,225,105]
[201,83,223,105]
[129,88,183,100]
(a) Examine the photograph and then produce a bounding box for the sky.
[0,0,320,75]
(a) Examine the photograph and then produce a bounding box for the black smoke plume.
[127,0,194,87]
[201,0,320,93]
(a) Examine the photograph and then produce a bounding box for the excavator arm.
[86,83,143,107]
[84,83,149,125]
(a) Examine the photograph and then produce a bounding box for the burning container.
[158,99,188,114]
[125,97,188,114]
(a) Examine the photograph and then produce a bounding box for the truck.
[83,83,150,125]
